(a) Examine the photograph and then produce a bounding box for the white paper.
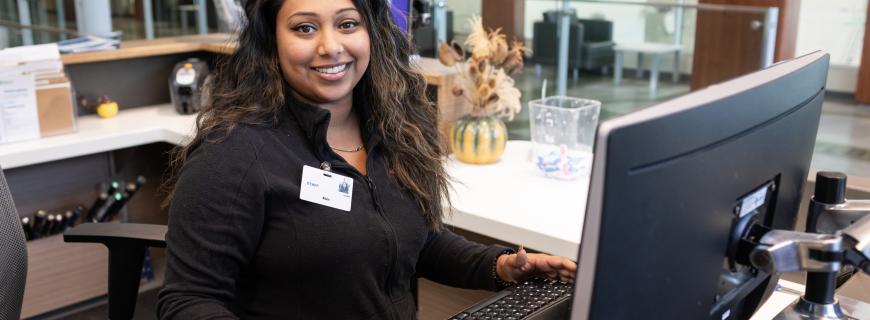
[0,59,64,78]
[0,74,41,144]
[0,53,22,68]
[0,43,60,64]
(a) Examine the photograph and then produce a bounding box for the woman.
[157,0,576,318]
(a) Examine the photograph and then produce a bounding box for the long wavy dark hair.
[162,0,449,229]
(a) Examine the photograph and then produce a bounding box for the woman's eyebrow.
[286,7,358,21]
[287,11,316,21]
[335,7,358,15]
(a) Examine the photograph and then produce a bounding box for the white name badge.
[299,165,354,212]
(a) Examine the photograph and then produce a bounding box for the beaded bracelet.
[491,248,517,290]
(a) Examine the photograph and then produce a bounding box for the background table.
[614,42,682,96]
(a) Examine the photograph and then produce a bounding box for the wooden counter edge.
[58,34,456,83]
[61,34,237,65]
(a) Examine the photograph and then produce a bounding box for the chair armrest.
[64,223,166,248]
[63,223,167,319]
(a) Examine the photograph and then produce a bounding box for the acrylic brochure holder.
[528,96,601,180]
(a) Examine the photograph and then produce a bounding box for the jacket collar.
[284,91,331,143]
[282,90,383,158]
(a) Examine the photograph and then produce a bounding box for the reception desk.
[0,104,843,319]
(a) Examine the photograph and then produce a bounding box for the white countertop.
[1,105,584,258]
[0,104,196,169]
[444,141,587,259]
[2,105,584,255]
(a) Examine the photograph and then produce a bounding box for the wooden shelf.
[60,34,236,65]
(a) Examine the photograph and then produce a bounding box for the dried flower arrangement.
[437,16,529,121]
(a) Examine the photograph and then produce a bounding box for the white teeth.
[315,63,348,74]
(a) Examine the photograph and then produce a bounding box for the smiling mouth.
[313,62,352,75]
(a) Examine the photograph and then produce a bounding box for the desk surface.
[0,105,579,256]
[0,104,581,257]
[445,141,587,259]
[0,104,195,170]
[60,34,235,65]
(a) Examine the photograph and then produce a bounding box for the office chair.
[0,165,27,320]
[531,12,616,75]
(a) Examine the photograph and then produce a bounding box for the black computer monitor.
[572,52,830,319]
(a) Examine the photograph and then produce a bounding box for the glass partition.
[435,0,779,140]
[796,0,867,67]
[0,0,219,48]
[442,0,870,184]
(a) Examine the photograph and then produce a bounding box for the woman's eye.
[339,21,359,30]
[293,25,316,34]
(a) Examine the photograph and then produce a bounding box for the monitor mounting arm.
[750,215,870,276]
[746,172,870,320]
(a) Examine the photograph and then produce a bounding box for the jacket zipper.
[364,175,399,297]
[328,161,401,318]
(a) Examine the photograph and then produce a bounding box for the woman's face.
[275,0,370,106]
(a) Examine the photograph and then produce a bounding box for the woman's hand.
[496,246,577,284]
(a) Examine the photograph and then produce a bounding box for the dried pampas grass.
[436,15,530,120]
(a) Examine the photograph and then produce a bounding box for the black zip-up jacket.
[157,98,510,319]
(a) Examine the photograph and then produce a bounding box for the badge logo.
[339,180,350,194]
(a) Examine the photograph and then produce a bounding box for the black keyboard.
[449,277,574,320]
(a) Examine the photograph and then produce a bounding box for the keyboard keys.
[450,277,574,320]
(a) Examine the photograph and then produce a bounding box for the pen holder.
[529,96,601,180]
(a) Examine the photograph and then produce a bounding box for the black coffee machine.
[169,58,210,115]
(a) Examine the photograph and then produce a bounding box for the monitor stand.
[773,293,870,320]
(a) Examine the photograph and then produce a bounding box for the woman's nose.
[317,29,343,56]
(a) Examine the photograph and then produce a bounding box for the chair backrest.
[531,21,584,67]
[577,19,613,43]
[0,166,27,320]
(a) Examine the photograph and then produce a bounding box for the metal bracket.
[812,199,870,234]
[749,214,870,276]
[750,230,843,274]
[840,215,870,274]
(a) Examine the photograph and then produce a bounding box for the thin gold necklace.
[330,145,365,153]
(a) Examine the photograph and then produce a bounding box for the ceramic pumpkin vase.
[450,113,508,164]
